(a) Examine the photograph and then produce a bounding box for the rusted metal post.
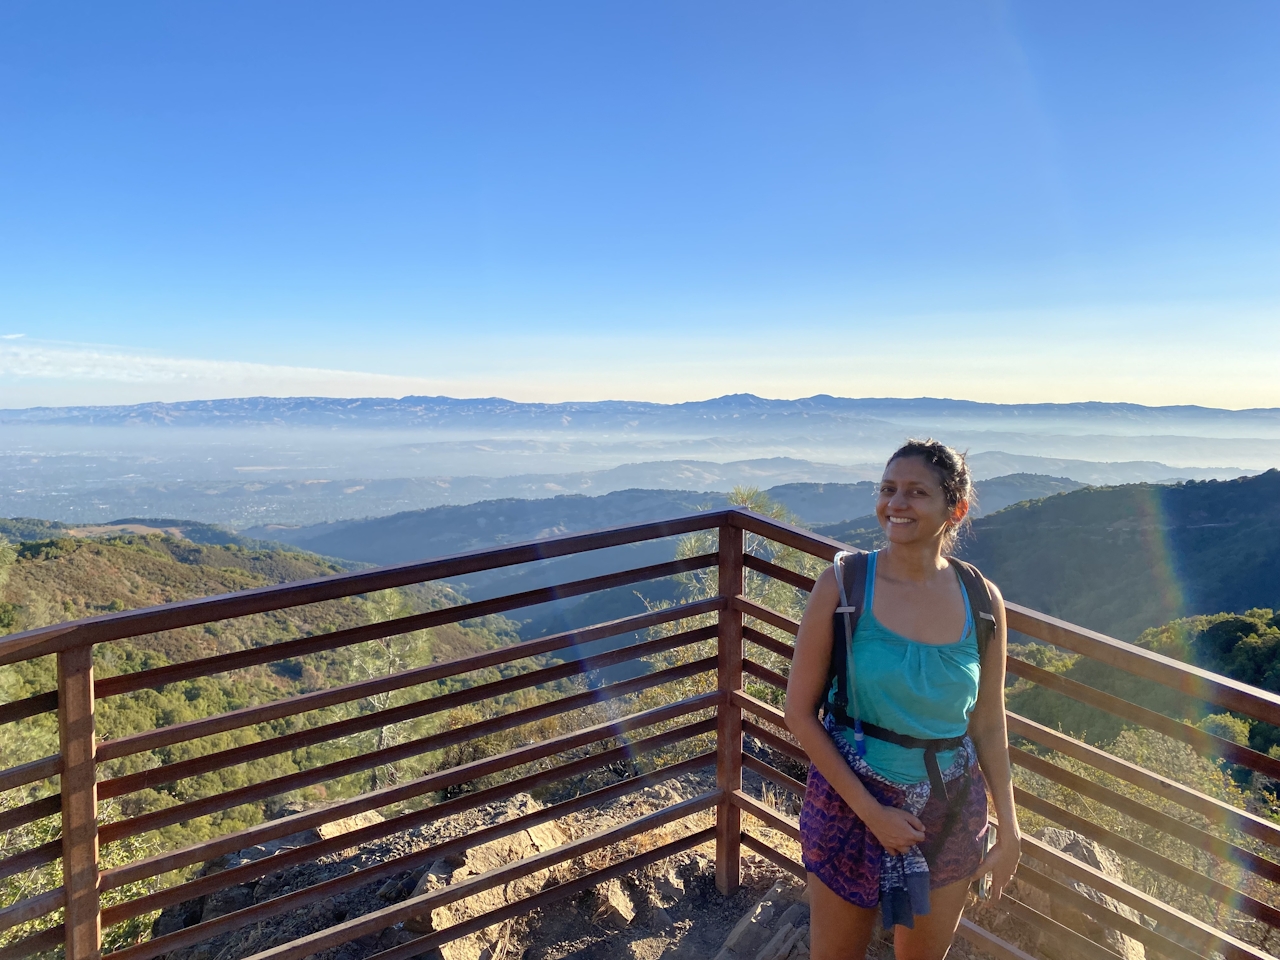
[59,643,101,960]
[715,518,744,895]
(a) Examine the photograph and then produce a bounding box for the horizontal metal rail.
[100,657,715,846]
[1008,654,1280,779]
[0,926,63,960]
[6,507,1280,960]
[0,756,61,794]
[0,511,731,665]
[103,743,717,928]
[1012,746,1280,884]
[99,622,717,800]
[728,511,848,561]
[232,790,722,960]
[1009,712,1280,848]
[741,553,816,592]
[101,686,717,865]
[743,753,805,797]
[743,718,807,765]
[1021,833,1269,960]
[0,888,65,935]
[999,892,1123,960]
[360,827,719,960]
[955,919,1039,960]
[740,830,804,878]
[732,788,800,841]
[743,624,795,660]
[0,691,57,727]
[732,596,799,635]
[0,840,61,884]
[1016,859,1204,960]
[110,782,720,960]
[96,596,722,762]
[743,657,788,691]
[1008,602,1280,728]
[1014,786,1280,928]
[0,795,60,833]
[733,689,789,728]
[94,553,718,699]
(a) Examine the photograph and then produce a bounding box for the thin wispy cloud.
[0,338,445,403]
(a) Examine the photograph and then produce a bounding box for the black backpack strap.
[826,550,868,727]
[859,721,964,800]
[949,558,996,662]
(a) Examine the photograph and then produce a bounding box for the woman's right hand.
[866,803,926,855]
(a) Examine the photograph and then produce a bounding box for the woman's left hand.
[971,834,1021,900]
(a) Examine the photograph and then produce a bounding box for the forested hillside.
[248,473,1088,571]
[1010,607,1280,752]
[0,516,263,547]
[247,488,730,565]
[0,532,529,949]
[0,532,520,756]
[967,470,1280,640]
[820,470,1280,641]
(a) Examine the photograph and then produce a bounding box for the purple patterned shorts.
[799,759,989,909]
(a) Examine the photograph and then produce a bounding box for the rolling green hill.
[0,532,645,951]
[0,534,519,825]
[0,516,264,548]
[249,488,729,565]
[965,471,1280,640]
[1010,607,1280,752]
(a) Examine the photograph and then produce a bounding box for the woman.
[784,439,1021,960]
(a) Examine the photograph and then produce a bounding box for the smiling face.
[876,454,968,549]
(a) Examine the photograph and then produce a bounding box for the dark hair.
[886,438,976,550]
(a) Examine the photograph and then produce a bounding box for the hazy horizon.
[3,392,1275,528]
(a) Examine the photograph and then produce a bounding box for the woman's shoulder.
[807,564,843,611]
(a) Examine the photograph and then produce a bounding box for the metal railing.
[1,508,1278,960]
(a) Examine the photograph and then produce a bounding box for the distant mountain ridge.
[6,393,1280,432]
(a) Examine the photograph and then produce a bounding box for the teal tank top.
[834,551,981,784]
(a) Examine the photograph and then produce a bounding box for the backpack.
[825,549,997,802]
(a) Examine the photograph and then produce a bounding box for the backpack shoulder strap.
[949,558,996,662]
[826,550,868,724]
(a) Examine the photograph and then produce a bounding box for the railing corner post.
[58,643,101,960]
[715,519,744,896]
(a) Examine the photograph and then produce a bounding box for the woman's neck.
[879,540,947,583]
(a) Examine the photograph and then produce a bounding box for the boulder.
[713,876,805,960]
[201,883,256,923]
[266,808,385,855]
[591,879,636,930]
[755,921,804,960]
[652,866,685,906]
[402,795,568,960]
[1030,827,1146,960]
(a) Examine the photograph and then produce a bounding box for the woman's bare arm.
[784,565,926,854]
[967,580,1022,897]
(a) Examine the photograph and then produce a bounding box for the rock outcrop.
[147,770,830,960]
[401,794,569,960]
[711,876,810,960]
[1021,827,1147,960]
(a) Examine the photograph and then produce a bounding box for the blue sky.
[1,1,1277,408]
